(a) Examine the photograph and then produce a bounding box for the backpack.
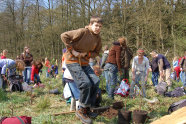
[8,75,23,92]
[120,47,133,69]
[155,82,167,95]
[0,116,31,124]
[168,99,186,113]
[165,87,185,97]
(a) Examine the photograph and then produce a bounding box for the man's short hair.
[90,16,103,24]
[150,50,158,55]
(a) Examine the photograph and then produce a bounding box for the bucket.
[118,110,132,124]
[132,110,148,124]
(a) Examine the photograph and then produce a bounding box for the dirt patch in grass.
[100,107,118,119]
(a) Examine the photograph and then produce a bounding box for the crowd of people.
[60,16,186,124]
[0,16,185,124]
[0,47,59,91]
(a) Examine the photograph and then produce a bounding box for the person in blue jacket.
[0,59,25,90]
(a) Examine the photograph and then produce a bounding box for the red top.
[1,56,6,59]
[31,65,39,81]
[45,60,50,68]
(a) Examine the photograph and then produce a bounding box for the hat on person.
[137,48,145,53]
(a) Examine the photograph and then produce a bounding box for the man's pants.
[180,71,186,87]
[66,63,100,108]
[104,63,118,99]
[159,68,171,86]
[130,72,146,97]
[152,71,159,86]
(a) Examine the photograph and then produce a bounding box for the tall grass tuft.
[36,95,51,111]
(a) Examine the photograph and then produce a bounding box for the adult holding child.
[61,16,103,124]
[20,46,33,85]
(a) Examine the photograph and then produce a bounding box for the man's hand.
[79,52,87,57]
[72,50,87,57]
[72,50,80,57]
[160,71,164,78]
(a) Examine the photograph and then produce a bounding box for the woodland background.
[0,0,185,62]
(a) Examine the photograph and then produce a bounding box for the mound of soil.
[100,107,118,119]
[112,101,124,109]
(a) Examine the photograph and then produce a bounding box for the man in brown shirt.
[61,16,102,124]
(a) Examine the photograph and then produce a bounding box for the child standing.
[20,46,33,84]
[44,57,50,78]
[61,16,102,124]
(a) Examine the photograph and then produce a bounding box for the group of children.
[0,46,60,91]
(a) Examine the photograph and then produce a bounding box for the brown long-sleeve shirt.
[61,26,102,65]
[106,42,122,71]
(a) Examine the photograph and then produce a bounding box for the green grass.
[0,70,185,124]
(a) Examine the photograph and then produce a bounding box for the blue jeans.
[180,71,186,87]
[151,71,159,86]
[23,67,31,84]
[130,71,147,97]
[104,63,118,99]
[68,81,80,100]
[34,74,41,83]
[46,68,49,78]
[66,63,100,107]
[103,71,109,93]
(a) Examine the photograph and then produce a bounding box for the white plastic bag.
[115,79,130,97]
[63,83,72,99]
[22,82,33,91]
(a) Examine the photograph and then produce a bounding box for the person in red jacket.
[31,60,43,87]
[1,49,8,59]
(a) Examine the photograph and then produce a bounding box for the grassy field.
[0,70,186,124]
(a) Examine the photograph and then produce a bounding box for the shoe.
[75,107,92,124]
[33,84,39,88]
[86,107,98,118]
[38,83,45,88]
